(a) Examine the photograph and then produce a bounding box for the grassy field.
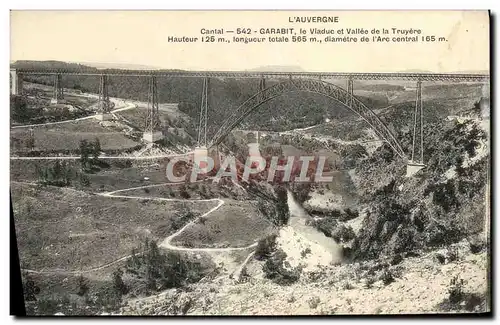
[122,179,248,200]
[10,119,141,154]
[118,108,174,132]
[171,199,274,248]
[11,182,215,271]
[10,159,187,194]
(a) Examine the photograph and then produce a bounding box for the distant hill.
[247,65,305,72]
[75,62,163,70]
[397,69,489,75]
[11,60,98,71]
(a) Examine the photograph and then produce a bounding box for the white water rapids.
[273,190,343,272]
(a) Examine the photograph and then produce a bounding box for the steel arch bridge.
[208,78,406,159]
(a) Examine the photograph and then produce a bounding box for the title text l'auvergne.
[288,16,340,23]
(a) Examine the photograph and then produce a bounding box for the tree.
[255,234,278,260]
[92,138,101,161]
[76,275,89,296]
[79,172,90,187]
[112,268,128,296]
[79,140,91,171]
[274,185,290,226]
[25,132,35,151]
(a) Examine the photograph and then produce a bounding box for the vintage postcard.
[9,10,490,316]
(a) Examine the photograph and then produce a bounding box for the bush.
[307,296,321,309]
[262,249,301,285]
[309,217,338,238]
[468,237,486,254]
[274,185,290,226]
[179,185,191,199]
[125,240,206,294]
[255,234,278,260]
[171,209,196,231]
[79,172,90,187]
[448,276,466,304]
[301,247,312,258]
[112,268,129,296]
[76,275,89,296]
[37,161,73,187]
[438,275,487,312]
[379,269,395,286]
[332,224,356,243]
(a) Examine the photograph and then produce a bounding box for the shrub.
[446,247,459,263]
[262,249,301,285]
[274,185,290,226]
[468,237,486,254]
[390,254,403,265]
[448,276,466,304]
[179,185,191,199]
[307,296,321,309]
[379,269,395,286]
[339,208,359,222]
[309,217,338,238]
[37,161,73,187]
[342,281,354,290]
[112,268,129,296]
[79,172,90,187]
[76,275,89,296]
[171,209,196,231]
[301,247,312,258]
[364,276,376,289]
[438,276,487,312]
[332,224,356,243]
[125,240,206,294]
[255,234,278,260]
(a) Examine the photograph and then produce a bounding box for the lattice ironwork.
[13,67,490,82]
[208,78,406,159]
[197,77,209,147]
[53,74,64,101]
[98,74,111,113]
[411,80,424,164]
[258,77,266,103]
[347,78,354,107]
[145,76,160,133]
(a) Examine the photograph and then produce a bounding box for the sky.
[10,10,490,73]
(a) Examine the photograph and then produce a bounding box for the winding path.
[21,181,257,276]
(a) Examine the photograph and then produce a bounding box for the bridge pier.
[347,78,354,106]
[10,69,23,96]
[196,77,209,147]
[193,146,210,173]
[142,75,164,142]
[258,77,266,102]
[406,161,425,177]
[406,79,425,177]
[95,74,113,121]
[50,74,64,104]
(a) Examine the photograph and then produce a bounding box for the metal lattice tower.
[98,74,111,113]
[258,77,266,102]
[411,80,424,164]
[53,74,64,101]
[347,78,354,107]
[145,76,160,133]
[197,77,209,147]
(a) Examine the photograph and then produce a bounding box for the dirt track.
[21,181,257,276]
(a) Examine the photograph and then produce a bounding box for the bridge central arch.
[208,78,406,159]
